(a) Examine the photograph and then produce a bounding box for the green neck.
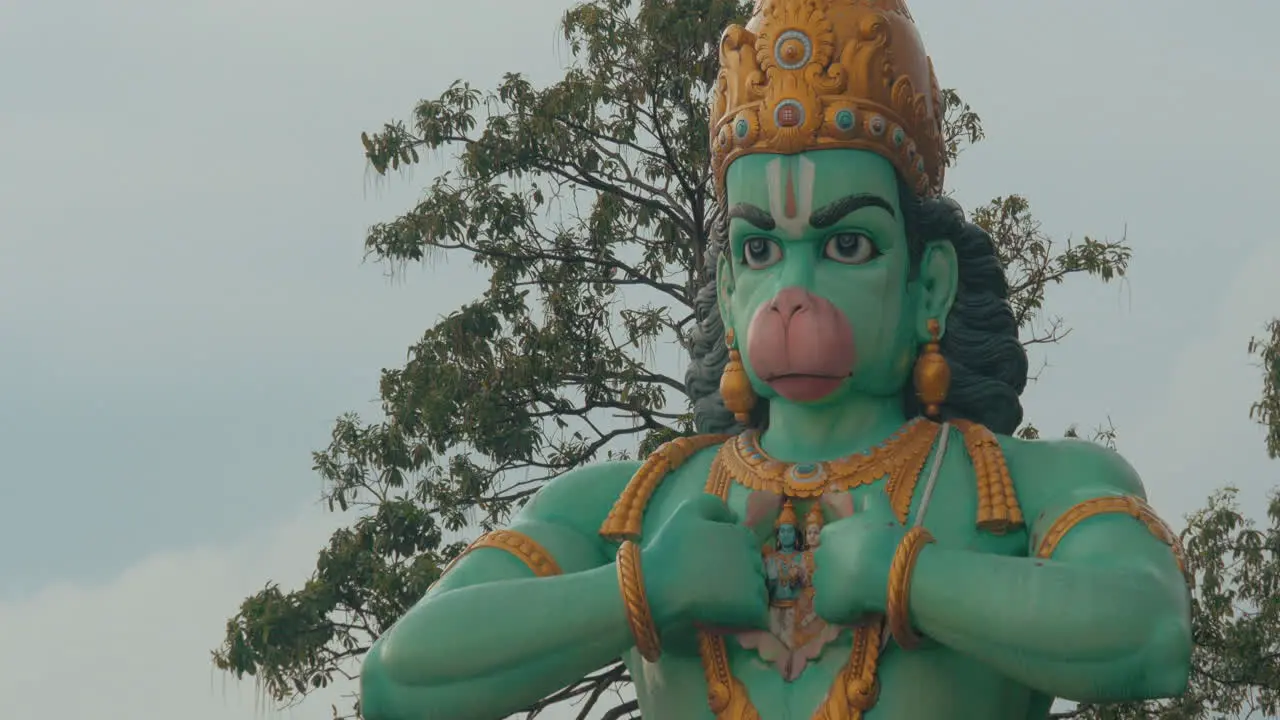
[759,394,911,462]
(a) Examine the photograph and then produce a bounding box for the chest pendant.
[697,419,941,718]
[738,496,842,680]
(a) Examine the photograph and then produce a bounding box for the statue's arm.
[359,460,641,720]
[906,439,1192,703]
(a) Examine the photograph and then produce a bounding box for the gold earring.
[720,328,757,425]
[913,318,951,419]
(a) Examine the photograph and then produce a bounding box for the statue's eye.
[743,237,783,269]
[823,232,878,265]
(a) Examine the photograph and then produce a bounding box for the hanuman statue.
[359,1,1194,718]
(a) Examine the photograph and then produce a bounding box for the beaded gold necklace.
[707,417,941,517]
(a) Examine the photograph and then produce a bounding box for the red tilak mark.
[784,164,797,219]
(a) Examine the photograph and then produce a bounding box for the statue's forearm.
[362,632,623,720]
[363,565,634,720]
[908,545,1191,702]
[382,564,631,682]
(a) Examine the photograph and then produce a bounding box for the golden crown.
[804,502,824,528]
[776,498,799,528]
[710,0,946,198]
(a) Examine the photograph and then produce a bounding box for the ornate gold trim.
[812,621,884,720]
[885,422,937,524]
[599,434,731,542]
[1035,494,1192,586]
[885,527,934,650]
[951,420,1024,533]
[698,630,762,720]
[707,419,939,516]
[443,529,563,579]
[617,540,662,662]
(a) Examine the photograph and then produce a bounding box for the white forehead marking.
[765,156,816,239]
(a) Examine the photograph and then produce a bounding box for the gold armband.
[886,526,935,650]
[1035,495,1191,586]
[441,529,563,579]
[616,540,662,662]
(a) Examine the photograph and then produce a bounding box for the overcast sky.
[1,0,1277,718]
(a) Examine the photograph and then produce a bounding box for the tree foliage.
[213,1,1184,718]
[1249,319,1280,460]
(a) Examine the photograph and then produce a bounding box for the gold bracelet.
[616,540,662,662]
[886,526,935,650]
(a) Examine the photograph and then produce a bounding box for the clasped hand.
[638,491,908,633]
[642,494,771,632]
[810,492,907,625]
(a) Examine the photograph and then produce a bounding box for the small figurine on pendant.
[740,498,841,681]
[797,502,825,629]
[764,499,807,608]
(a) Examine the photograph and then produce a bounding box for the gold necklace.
[707,418,940,519]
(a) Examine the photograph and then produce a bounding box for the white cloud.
[0,504,354,719]
[0,501,624,720]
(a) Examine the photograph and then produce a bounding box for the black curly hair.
[685,178,1029,436]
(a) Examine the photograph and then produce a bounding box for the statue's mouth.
[746,287,858,404]
[764,373,850,403]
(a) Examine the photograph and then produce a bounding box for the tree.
[1249,319,1279,460]
[211,1,1131,717]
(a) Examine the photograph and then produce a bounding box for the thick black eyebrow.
[727,203,776,231]
[809,193,895,229]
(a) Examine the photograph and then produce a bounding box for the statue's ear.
[914,240,958,341]
[716,248,736,331]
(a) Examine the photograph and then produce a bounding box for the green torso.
[609,429,1050,720]
[359,423,1190,720]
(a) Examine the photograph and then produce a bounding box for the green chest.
[626,430,1033,720]
[639,439,1028,651]
[644,440,1028,558]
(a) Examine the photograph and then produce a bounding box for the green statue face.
[716,149,958,409]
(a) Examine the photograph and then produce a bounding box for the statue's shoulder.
[520,459,645,541]
[995,433,1191,583]
[598,434,732,543]
[521,434,731,544]
[996,433,1148,519]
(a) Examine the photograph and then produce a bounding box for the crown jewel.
[710,0,945,198]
